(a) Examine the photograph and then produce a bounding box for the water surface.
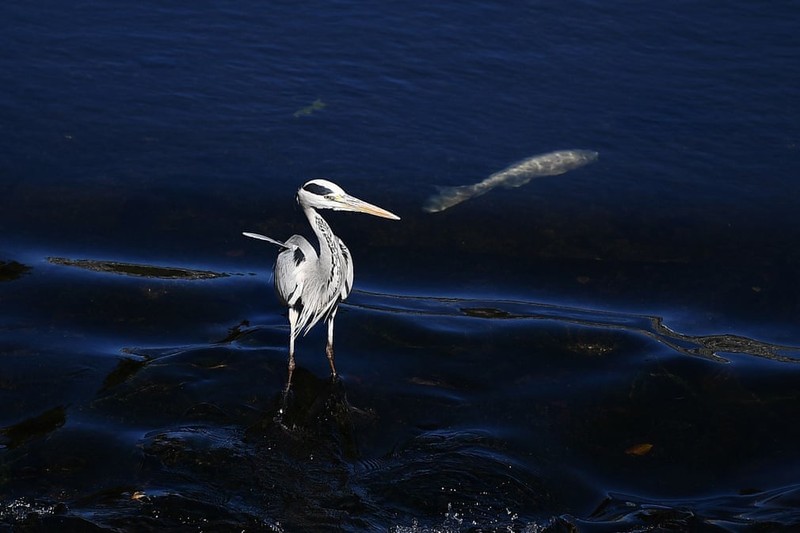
[2,1,800,530]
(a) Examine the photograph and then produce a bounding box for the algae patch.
[293,98,326,118]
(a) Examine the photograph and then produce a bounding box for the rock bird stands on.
[244,179,400,390]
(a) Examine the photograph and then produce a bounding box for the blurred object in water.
[423,149,598,213]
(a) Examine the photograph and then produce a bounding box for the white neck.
[303,205,340,274]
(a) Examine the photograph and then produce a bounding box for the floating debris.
[131,491,149,502]
[625,443,654,456]
[48,257,228,280]
[293,98,327,118]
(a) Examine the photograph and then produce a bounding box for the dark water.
[2,1,800,531]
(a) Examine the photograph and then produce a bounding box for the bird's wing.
[242,232,296,249]
[298,238,350,334]
[273,236,314,308]
[285,235,347,337]
[338,237,354,301]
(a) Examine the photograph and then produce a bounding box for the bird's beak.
[338,194,400,220]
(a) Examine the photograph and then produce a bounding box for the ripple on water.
[3,273,800,530]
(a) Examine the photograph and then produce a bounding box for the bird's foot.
[325,344,338,378]
[274,384,294,427]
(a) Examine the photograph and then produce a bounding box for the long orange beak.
[337,194,400,220]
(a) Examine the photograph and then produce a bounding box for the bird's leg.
[277,307,299,422]
[286,307,299,390]
[326,313,338,379]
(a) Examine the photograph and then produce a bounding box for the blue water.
[2,1,800,530]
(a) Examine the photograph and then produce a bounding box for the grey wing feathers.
[247,230,349,341]
[338,237,354,300]
[274,235,334,338]
[273,235,313,309]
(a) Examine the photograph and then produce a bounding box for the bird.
[243,179,400,392]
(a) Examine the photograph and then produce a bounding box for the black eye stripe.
[303,183,334,196]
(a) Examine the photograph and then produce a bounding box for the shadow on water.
[0,261,31,283]
[2,254,800,530]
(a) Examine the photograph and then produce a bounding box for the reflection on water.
[2,258,800,530]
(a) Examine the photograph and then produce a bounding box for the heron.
[243,179,400,392]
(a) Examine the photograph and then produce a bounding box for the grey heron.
[243,179,400,391]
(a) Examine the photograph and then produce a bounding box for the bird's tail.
[242,232,293,249]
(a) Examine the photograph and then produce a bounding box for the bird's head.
[297,179,400,220]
